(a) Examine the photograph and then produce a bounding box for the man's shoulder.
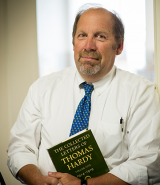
[37,66,76,82]
[115,67,154,89]
[31,66,77,92]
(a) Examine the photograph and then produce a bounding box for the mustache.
[79,51,102,60]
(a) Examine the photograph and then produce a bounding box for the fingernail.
[48,172,52,175]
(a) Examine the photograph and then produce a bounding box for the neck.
[79,72,105,83]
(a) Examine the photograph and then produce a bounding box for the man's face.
[73,8,123,82]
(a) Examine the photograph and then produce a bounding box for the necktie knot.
[83,82,94,97]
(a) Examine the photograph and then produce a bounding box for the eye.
[78,34,86,38]
[97,34,106,39]
[77,33,87,40]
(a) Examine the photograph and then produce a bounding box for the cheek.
[100,50,109,60]
[74,40,86,51]
[99,46,114,59]
[74,49,80,61]
[97,44,108,55]
[73,46,80,54]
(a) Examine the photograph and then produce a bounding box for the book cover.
[47,129,109,180]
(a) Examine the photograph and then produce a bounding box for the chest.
[40,82,130,167]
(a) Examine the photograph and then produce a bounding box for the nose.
[84,36,97,51]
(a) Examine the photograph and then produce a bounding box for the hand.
[39,175,60,185]
[48,172,81,185]
[17,164,60,185]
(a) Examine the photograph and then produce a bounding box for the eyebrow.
[76,30,110,37]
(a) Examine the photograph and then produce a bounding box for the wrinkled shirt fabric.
[7,66,160,185]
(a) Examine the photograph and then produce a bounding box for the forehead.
[77,8,113,32]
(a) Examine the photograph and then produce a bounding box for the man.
[7,4,160,185]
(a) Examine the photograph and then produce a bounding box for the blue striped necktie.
[69,82,94,136]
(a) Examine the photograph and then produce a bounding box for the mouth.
[81,57,99,61]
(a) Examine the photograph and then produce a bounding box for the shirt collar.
[76,65,116,95]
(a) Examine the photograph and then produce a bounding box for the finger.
[57,182,62,185]
[44,175,60,185]
[48,172,64,179]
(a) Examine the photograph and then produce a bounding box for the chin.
[79,63,101,75]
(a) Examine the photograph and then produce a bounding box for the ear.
[116,39,124,55]
[73,45,75,51]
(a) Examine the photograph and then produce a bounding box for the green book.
[47,129,109,180]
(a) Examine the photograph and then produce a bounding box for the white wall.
[0,0,39,184]
[154,0,160,96]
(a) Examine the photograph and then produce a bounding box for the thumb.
[48,172,63,179]
[57,183,62,185]
[48,172,54,176]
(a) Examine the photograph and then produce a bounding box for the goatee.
[78,51,102,75]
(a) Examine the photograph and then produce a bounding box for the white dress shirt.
[7,66,160,185]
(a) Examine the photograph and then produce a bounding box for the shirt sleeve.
[109,84,160,185]
[7,83,42,179]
